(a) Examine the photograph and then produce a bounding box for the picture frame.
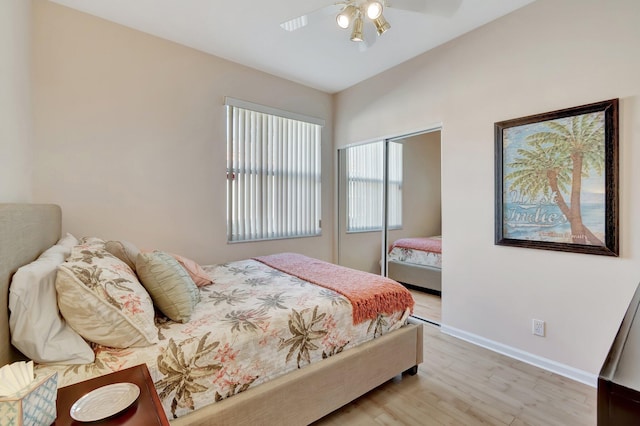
[495,99,619,256]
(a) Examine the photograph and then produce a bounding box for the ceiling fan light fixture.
[336,4,358,29]
[350,14,364,42]
[373,14,391,36]
[366,1,383,20]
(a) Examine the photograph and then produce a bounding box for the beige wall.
[31,0,334,264]
[0,0,32,201]
[335,0,640,379]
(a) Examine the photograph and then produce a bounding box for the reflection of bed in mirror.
[387,236,442,293]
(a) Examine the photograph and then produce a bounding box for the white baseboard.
[440,324,598,388]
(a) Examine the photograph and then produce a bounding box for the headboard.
[0,204,61,366]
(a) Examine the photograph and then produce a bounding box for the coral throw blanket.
[389,236,442,254]
[254,253,414,324]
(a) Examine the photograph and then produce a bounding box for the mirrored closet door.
[385,132,442,324]
[337,140,385,275]
[337,130,442,324]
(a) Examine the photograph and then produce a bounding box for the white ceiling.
[49,0,536,93]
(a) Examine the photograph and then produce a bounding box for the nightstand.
[52,364,170,425]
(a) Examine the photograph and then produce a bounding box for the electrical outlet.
[532,319,545,337]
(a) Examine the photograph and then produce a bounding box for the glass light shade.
[366,1,383,20]
[350,15,364,42]
[373,15,391,35]
[336,5,358,29]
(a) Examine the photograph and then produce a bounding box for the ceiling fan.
[280,0,463,48]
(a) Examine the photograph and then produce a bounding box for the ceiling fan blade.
[386,0,463,17]
[280,4,343,32]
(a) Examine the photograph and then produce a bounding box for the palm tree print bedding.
[36,259,410,419]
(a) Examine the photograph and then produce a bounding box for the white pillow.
[56,245,159,348]
[57,232,79,250]
[9,233,95,364]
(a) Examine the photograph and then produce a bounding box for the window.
[225,98,323,242]
[346,142,402,232]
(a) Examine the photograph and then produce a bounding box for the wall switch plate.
[532,319,545,337]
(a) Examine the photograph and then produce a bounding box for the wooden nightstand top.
[53,364,170,426]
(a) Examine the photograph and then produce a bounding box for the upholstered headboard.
[0,204,61,366]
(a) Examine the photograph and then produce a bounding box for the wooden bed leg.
[404,365,418,376]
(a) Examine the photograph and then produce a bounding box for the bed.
[387,236,442,293]
[0,203,423,425]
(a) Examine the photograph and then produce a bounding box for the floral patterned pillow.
[105,240,140,272]
[77,236,107,250]
[55,245,158,348]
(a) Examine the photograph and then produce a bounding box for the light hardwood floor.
[313,322,596,426]
[409,289,442,324]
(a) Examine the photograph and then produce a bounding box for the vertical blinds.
[226,100,322,242]
[346,142,402,232]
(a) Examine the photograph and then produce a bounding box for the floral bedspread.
[388,237,442,269]
[36,259,410,420]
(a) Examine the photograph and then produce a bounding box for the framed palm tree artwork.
[495,99,619,256]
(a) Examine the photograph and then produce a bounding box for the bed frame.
[388,259,442,293]
[0,203,423,425]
